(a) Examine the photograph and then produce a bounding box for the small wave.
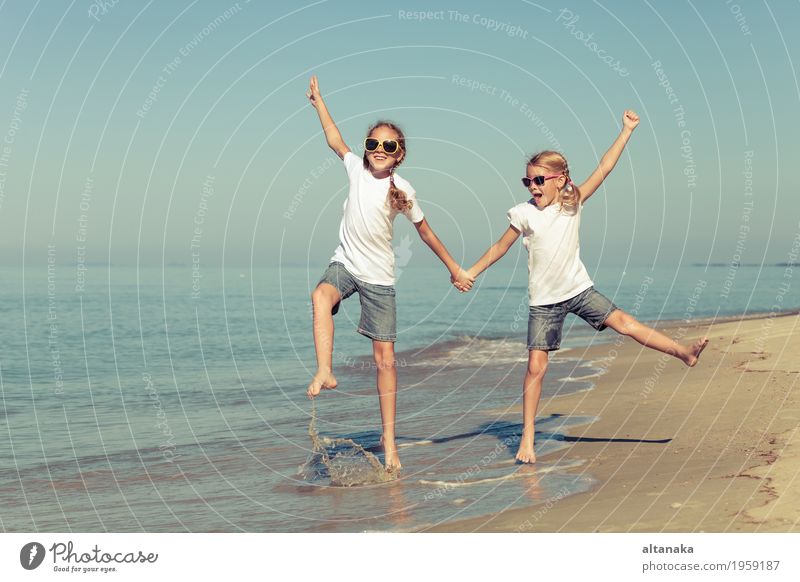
[586,355,616,366]
[417,459,585,487]
[412,336,529,368]
[557,366,608,383]
[397,439,433,448]
[557,375,598,382]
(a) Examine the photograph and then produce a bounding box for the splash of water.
[300,400,396,487]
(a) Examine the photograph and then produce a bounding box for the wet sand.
[425,312,800,532]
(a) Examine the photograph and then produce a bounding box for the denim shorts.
[527,286,618,351]
[317,262,397,342]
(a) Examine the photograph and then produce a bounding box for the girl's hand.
[451,268,475,292]
[306,75,322,109]
[622,109,640,130]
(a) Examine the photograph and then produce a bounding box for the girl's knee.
[312,285,336,307]
[527,352,549,378]
[373,343,396,370]
[608,310,636,335]
[373,354,396,371]
[527,363,548,378]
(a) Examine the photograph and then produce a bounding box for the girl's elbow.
[329,143,347,158]
[599,161,615,175]
[497,244,513,259]
[487,247,503,263]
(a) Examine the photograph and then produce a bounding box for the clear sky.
[0,0,797,268]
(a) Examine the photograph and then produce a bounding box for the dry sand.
[425,312,800,532]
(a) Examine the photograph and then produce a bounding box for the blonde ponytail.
[388,171,412,212]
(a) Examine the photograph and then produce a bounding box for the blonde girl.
[305,76,473,469]
[464,111,708,463]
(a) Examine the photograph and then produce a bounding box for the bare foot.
[380,435,402,472]
[306,370,337,398]
[682,337,709,367]
[515,436,537,464]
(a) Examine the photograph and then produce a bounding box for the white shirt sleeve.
[507,205,524,232]
[403,185,424,224]
[342,151,362,178]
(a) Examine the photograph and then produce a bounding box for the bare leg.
[604,309,709,366]
[307,283,341,398]
[517,349,549,464]
[373,340,400,470]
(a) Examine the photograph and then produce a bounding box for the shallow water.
[0,264,795,531]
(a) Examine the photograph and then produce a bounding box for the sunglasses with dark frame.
[521,174,562,188]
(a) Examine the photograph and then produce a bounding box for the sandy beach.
[425,311,800,532]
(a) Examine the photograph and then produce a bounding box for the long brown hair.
[528,150,580,213]
[363,121,412,213]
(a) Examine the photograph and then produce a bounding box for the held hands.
[306,75,322,109]
[622,109,640,131]
[451,268,476,293]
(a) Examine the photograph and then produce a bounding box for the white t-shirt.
[330,151,424,285]
[507,200,593,306]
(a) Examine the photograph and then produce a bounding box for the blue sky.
[0,0,797,268]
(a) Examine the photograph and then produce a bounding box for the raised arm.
[578,110,639,203]
[414,219,474,291]
[466,225,521,279]
[306,75,350,159]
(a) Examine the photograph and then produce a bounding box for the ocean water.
[0,263,795,532]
